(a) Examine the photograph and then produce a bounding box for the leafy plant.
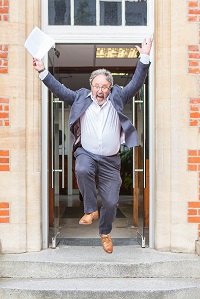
[120,148,133,194]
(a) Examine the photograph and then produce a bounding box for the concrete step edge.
[0,278,200,299]
[1,259,200,279]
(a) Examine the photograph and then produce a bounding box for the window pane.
[74,0,96,25]
[125,1,147,26]
[48,0,70,25]
[100,1,122,26]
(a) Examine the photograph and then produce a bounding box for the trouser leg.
[98,154,122,235]
[74,147,98,213]
[74,147,122,234]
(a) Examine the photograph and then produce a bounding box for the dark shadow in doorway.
[57,237,139,246]
[62,207,126,219]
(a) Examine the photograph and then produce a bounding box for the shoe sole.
[79,215,98,225]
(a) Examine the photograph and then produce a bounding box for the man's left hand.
[135,37,153,55]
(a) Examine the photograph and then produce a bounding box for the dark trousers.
[74,147,122,234]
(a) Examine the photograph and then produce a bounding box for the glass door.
[51,94,65,248]
[133,83,149,247]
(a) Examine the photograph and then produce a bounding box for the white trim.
[41,1,49,249]
[96,0,100,26]
[149,67,155,249]
[148,0,155,249]
[71,0,74,26]
[122,0,125,26]
[41,55,49,249]
[43,27,153,44]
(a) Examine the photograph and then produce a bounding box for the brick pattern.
[0,97,9,126]
[0,150,9,171]
[188,150,200,172]
[187,150,200,229]
[188,45,200,74]
[0,0,9,22]
[0,202,10,223]
[188,202,200,222]
[0,1,9,226]
[189,98,200,127]
[0,45,8,74]
[188,1,200,22]
[187,2,200,238]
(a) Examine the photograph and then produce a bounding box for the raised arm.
[33,58,76,105]
[120,37,153,102]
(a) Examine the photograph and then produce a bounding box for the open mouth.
[97,94,104,100]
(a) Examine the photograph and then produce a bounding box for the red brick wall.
[188,45,200,74]
[0,97,9,126]
[0,45,8,74]
[187,1,200,239]
[0,0,9,22]
[188,1,200,22]
[0,202,10,223]
[0,0,10,223]
[0,149,9,171]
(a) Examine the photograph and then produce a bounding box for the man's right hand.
[33,58,45,72]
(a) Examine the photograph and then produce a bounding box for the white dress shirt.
[81,95,121,156]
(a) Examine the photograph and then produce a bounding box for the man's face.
[91,74,111,105]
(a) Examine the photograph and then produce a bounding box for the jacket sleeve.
[120,60,150,104]
[42,72,76,106]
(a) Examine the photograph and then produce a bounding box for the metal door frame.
[133,84,146,248]
[41,55,155,250]
[41,1,155,249]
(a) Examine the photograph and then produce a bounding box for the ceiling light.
[96,47,139,59]
[111,73,129,76]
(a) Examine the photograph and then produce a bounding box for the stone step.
[0,277,200,299]
[1,246,200,279]
[2,258,200,279]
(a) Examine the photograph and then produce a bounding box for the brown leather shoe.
[79,210,98,225]
[100,234,113,254]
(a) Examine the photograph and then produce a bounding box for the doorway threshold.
[57,237,139,247]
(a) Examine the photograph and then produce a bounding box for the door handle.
[133,84,146,188]
[61,101,65,188]
[51,96,65,188]
[132,96,135,188]
[143,84,146,188]
[51,93,54,188]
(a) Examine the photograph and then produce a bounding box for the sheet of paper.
[24,26,55,59]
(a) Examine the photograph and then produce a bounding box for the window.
[100,1,122,26]
[74,0,96,25]
[48,0,70,25]
[48,0,147,26]
[125,1,147,26]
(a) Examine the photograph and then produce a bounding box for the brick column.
[187,1,200,240]
[0,0,42,253]
[0,0,11,252]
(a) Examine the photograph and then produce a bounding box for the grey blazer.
[43,60,150,149]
